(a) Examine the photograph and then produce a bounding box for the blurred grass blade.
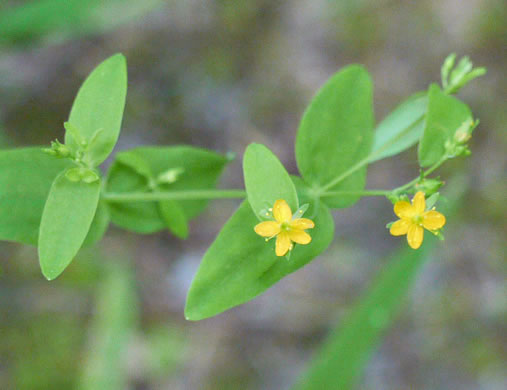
[78,259,138,390]
[0,0,163,44]
[292,244,434,390]
[0,0,99,40]
[293,179,465,390]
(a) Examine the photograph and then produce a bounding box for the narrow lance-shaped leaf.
[243,143,298,218]
[295,65,374,208]
[39,170,101,280]
[66,53,127,167]
[418,84,472,167]
[185,200,334,321]
[370,92,427,162]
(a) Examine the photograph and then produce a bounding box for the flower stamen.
[389,191,446,249]
[254,199,315,257]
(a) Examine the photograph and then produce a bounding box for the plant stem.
[103,189,247,202]
[316,114,426,195]
[392,156,448,194]
[320,189,390,198]
[102,157,447,203]
[317,157,370,194]
[103,188,394,203]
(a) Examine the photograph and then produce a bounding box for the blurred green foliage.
[0,0,505,389]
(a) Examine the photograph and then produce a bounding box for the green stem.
[103,189,247,202]
[316,115,426,195]
[320,189,390,198]
[318,157,370,194]
[102,157,447,203]
[392,156,448,194]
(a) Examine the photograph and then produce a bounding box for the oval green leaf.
[295,65,374,208]
[370,92,427,162]
[82,199,110,247]
[66,53,127,167]
[184,199,334,321]
[158,200,189,239]
[0,148,72,245]
[418,84,472,167]
[105,146,229,234]
[243,143,298,218]
[39,170,101,280]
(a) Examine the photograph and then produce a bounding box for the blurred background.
[0,0,505,389]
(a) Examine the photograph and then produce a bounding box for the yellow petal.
[275,231,291,256]
[412,191,426,215]
[254,221,280,237]
[290,218,315,230]
[407,224,424,249]
[422,210,446,230]
[288,229,312,245]
[394,201,415,218]
[389,219,410,236]
[273,199,292,223]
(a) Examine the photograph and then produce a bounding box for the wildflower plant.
[0,53,484,320]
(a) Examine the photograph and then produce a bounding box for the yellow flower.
[390,191,446,249]
[254,199,315,257]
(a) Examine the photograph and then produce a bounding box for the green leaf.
[292,244,434,390]
[159,200,189,239]
[82,199,110,247]
[418,84,472,167]
[0,148,72,245]
[105,146,229,234]
[78,259,137,390]
[38,170,101,280]
[243,143,298,218]
[185,200,334,321]
[370,92,427,162]
[66,53,127,167]
[295,65,374,208]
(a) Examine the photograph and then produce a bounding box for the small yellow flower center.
[412,215,423,225]
[281,222,291,231]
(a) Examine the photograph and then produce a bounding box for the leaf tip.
[40,265,60,281]
[183,304,201,321]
